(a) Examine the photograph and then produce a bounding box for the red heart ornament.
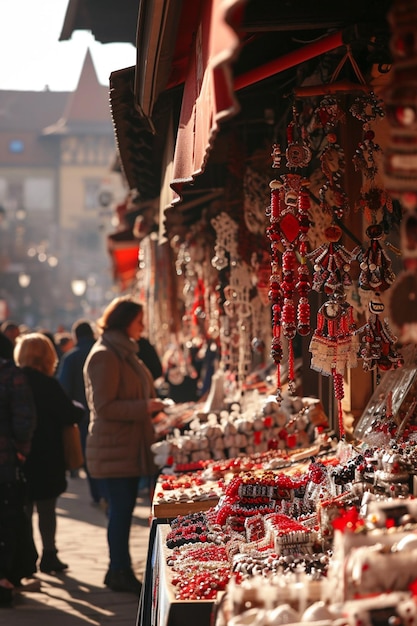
[279,212,300,243]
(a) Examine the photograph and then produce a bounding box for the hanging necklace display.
[267,104,313,402]
[348,90,403,374]
[350,91,393,226]
[285,106,312,170]
[211,213,233,373]
[211,212,253,395]
[267,173,311,399]
[318,133,350,220]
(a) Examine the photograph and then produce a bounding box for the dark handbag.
[62,424,84,471]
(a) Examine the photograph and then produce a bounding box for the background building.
[0,50,125,329]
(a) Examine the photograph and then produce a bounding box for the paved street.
[0,472,152,625]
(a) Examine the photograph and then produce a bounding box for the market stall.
[123,0,417,623]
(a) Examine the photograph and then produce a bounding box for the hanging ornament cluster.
[318,133,350,220]
[211,212,254,392]
[309,289,359,437]
[357,224,396,293]
[350,91,392,227]
[267,172,311,400]
[348,90,403,375]
[359,296,404,374]
[307,224,356,294]
[357,223,403,375]
[285,106,312,170]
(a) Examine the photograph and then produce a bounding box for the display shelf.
[152,497,218,519]
[151,524,215,626]
[354,351,417,442]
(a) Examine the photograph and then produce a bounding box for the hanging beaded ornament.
[319,133,350,220]
[212,212,254,393]
[285,105,312,170]
[350,91,391,228]
[356,222,402,374]
[267,173,311,399]
[352,129,383,180]
[271,143,282,168]
[354,185,394,225]
[357,223,396,292]
[309,289,359,436]
[359,296,404,374]
[306,224,357,294]
[349,91,385,125]
[314,96,346,132]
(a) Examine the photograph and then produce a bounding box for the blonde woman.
[14,333,84,574]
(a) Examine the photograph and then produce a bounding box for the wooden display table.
[137,523,215,626]
[151,475,221,519]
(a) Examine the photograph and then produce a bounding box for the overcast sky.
[0,0,136,91]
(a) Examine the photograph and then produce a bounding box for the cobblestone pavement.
[0,472,152,626]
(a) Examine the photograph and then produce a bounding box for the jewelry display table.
[137,523,214,626]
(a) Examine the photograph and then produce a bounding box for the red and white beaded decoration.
[319,133,350,221]
[359,296,404,373]
[285,106,312,170]
[267,173,311,400]
[358,223,396,293]
[309,290,359,436]
[307,224,357,294]
[307,223,358,436]
[357,223,403,375]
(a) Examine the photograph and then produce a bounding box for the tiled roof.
[0,90,69,133]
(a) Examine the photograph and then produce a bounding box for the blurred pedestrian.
[55,331,75,361]
[0,331,14,360]
[137,336,163,381]
[0,357,38,607]
[57,319,107,506]
[13,333,84,574]
[83,296,166,594]
[0,320,20,351]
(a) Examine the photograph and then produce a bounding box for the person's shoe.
[104,569,142,594]
[39,550,69,574]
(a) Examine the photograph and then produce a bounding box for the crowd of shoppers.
[0,295,166,605]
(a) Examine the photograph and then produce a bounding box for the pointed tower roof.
[43,49,113,135]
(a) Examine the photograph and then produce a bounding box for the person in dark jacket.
[57,319,106,505]
[0,357,37,606]
[137,337,163,381]
[13,333,84,575]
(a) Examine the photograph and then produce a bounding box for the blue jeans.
[104,476,139,571]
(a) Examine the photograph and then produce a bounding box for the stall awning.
[169,0,247,200]
[59,0,138,44]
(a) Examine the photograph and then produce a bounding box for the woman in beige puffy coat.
[83,296,165,594]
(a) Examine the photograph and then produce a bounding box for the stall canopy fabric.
[107,230,140,291]
[168,0,247,201]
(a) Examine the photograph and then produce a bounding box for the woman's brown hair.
[97,296,143,333]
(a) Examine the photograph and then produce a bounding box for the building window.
[84,179,101,210]
[9,139,24,154]
[24,178,54,211]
